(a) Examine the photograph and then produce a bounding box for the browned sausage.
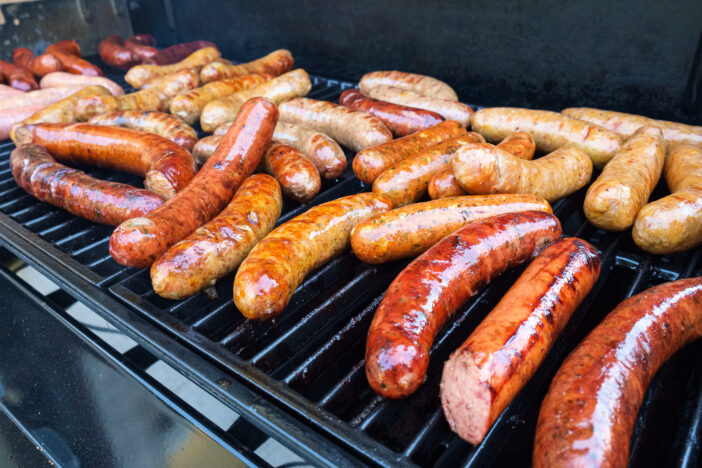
[125,47,220,88]
[496,131,535,160]
[441,238,600,445]
[359,71,459,101]
[428,168,466,199]
[88,111,198,152]
[0,60,38,91]
[12,48,63,77]
[124,34,158,62]
[261,142,321,203]
[199,49,294,83]
[46,40,103,76]
[39,72,124,96]
[99,35,140,69]
[145,41,217,65]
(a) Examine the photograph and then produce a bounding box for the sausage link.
[12,48,62,77]
[584,126,665,231]
[46,40,102,76]
[145,41,217,65]
[533,277,702,468]
[0,105,44,140]
[261,142,321,203]
[151,174,282,299]
[428,168,466,199]
[496,131,535,160]
[39,72,123,96]
[366,211,562,398]
[200,49,294,83]
[125,47,220,89]
[124,34,158,62]
[0,86,85,110]
[0,60,38,91]
[99,35,140,69]
[88,111,198,152]
[441,238,600,445]
[10,144,163,225]
[110,97,278,268]
[359,71,458,101]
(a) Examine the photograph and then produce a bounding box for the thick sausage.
[339,88,444,137]
[633,144,702,254]
[472,107,623,167]
[0,60,38,91]
[192,134,221,164]
[365,210,562,399]
[359,71,458,101]
[145,40,217,65]
[0,84,24,100]
[109,97,277,268]
[0,105,44,140]
[372,132,485,207]
[13,122,197,200]
[453,143,593,203]
[0,85,85,110]
[40,72,124,96]
[124,34,158,62]
[351,194,552,264]
[234,192,392,320]
[99,35,140,69]
[12,48,62,77]
[584,126,665,231]
[200,69,311,132]
[352,120,466,183]
[261,142,321,203]
[199,49,294,83]
[88,111,198,152]
[364,85,473,127]
[496,131,535,160]
[125,47,220,88]
[428,168,466,199]
[562,107,702,150]
[441,238,600,445]
[533,277,702,468]
[10,144,163,225]
[151,174,282,299]
[46,40,103,76]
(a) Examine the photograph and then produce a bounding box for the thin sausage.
[99,35,140,69]
[12,48,62,77]
[46,40,103,76]
[0,60,38,91]
[145,41,217,65]
[428,168,466,199]
[88,111,198,152]
[359,71,458,101]
[200,49,294,83]
[40,72,124,96]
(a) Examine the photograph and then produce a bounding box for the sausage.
[46,40,103,76]
[192,134,221,164]
[472,107,623,168]
[0,105,44,140]
[109,97,278,268]
[633,144,702,254]
[359,71,459,101]
[338,88,444,137]
[145,40,217,65]
[584,126,665,231]
[13,122,197,200]
[98,35,140,69]
[170,74,272,124]
[364,85,473,127]
[0,60,38,91]
[352,120,466,184]
[39,72,124,96]
[261,142,321,203]
[12,48,62,77]
[452,143,593,203]
[88,111,198,152]
[10,144,163,225]
[372,132,485,207]
[428,168,466,199]
[351,194,552,264]
[199,49,294,83]
[365,210,562,399]
[0,85,85,110]
[124,34,158,62]
[125,47,220,89]
[496,131,536,160]
[151,174,282,299]
[0,84,24,100]
[233,192,392,321]
[562,107,702,150]
[441,238,600,445]
[533,277,702,468]
[200,69,311,132]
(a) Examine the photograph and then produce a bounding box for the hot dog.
[0,84,24,100]
[496,131,536,160]
[199,49,294,83]
[125,47,220,88]
[0,60,38,91]
[109,97,277,268]
[260,142,321,203]
[359,71,459,101]
[233,192,392,321]
[533,277,702,468]
[145,40,217,65]
[12,48,62,77]
[441,238,600,445]
[40,72,124,96]
[366,210,562,399]
[0,105,44,140]
[0,85,84,110]
[46,40,102,76]
[428,168,466,199]
[124,34,158,62]
[99,35,140,69]
[88,111,198,152]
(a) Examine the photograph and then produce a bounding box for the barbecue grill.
[1,1,702,466]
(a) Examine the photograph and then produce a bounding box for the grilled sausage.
[472,107,623,167]
[13,122,197,200]
[441,238,600,445]
[351,194,552,264]
[359,71,458,101]
[151,174,282,299]
[109,97,277,268]
[428,168,466,199]
[533,277,702,468]
[352,120,466,183]
[200,69,311,132]
[0,86,85,110]
[453,143,593,203]
[584,126,665,231]
[0,60,38,91]
[46,40,102,76]
[562,107,702,150]
[0,84,24,100]
[99,35,140,69]
[261,142,321,203]
[88,111,198,152]
[0,105,44,140]
[145,41,217,65]
[496,131,536,160]
[633,144,702,254]
[366,210,562,399]
[234,192,392,321]
[124,34,158,62]
[12,48,62,77]
[339,88,444,137]
[125,47,220,89]
[11,144,163,225]
[199,49,294,83]
[170,74,272,124]
[39,72,124,96]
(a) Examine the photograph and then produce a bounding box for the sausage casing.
[88,111,198,152]
[125,47,220,89]
[359,71,458,101]
[199,49,294,83]
[428,168,466,199]
[261,142,321,203]
[12,48,63,77]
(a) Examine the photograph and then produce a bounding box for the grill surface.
[0,59,701,467]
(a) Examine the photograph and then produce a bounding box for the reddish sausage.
[0,60,38,91]
[46,40,103,76]
[145,41,218,65]
[12,48,63,77]
[99,35,140,69]
[88,111,198,152]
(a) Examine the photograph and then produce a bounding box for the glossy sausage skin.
[496,131,535,160]
[359,71,459,101]
[40,72,123,96]
[234,193,392,320]
[145,41,217,65]
[366,211,562,398]
[151,174,282,299]
[125,47,220,89]
[351,194,552,264]
[124,34,158,62]
[441,238,600,445]
[199,49,294,83]
[110,97,278,268]
[13,123,197,200]
[0,60,38,91]
[88,111,198,152]
[339,88,444,137]
[428,168,466,199]
[11,144,163,225]
[99,35,140,69]
[12,48,62,77]
[261,142,321,203]
[533,277,702,468]
[46,40,102,76]
[0,105,44,140]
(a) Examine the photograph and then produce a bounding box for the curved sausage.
[12,48,62,77]
[88,111,198,152]
[365,210,562,399]
[124,34,158,62]
[261,142,321,203]
[428,168,466,199]
[109,97,278,268]
[145,41,217,65]
[40,72,124,96]
[496,131,535,160]
[125,47,220,89]
[46,40,103,76]
[0,85,85,110]
[199,49,294,83]
[151,174,282,299]
[533,277,702,468]
[0,60,38,91]
[99,35,140,69]
[359,71,458,101]
[0,105,44,140]
[441,238,600,445]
